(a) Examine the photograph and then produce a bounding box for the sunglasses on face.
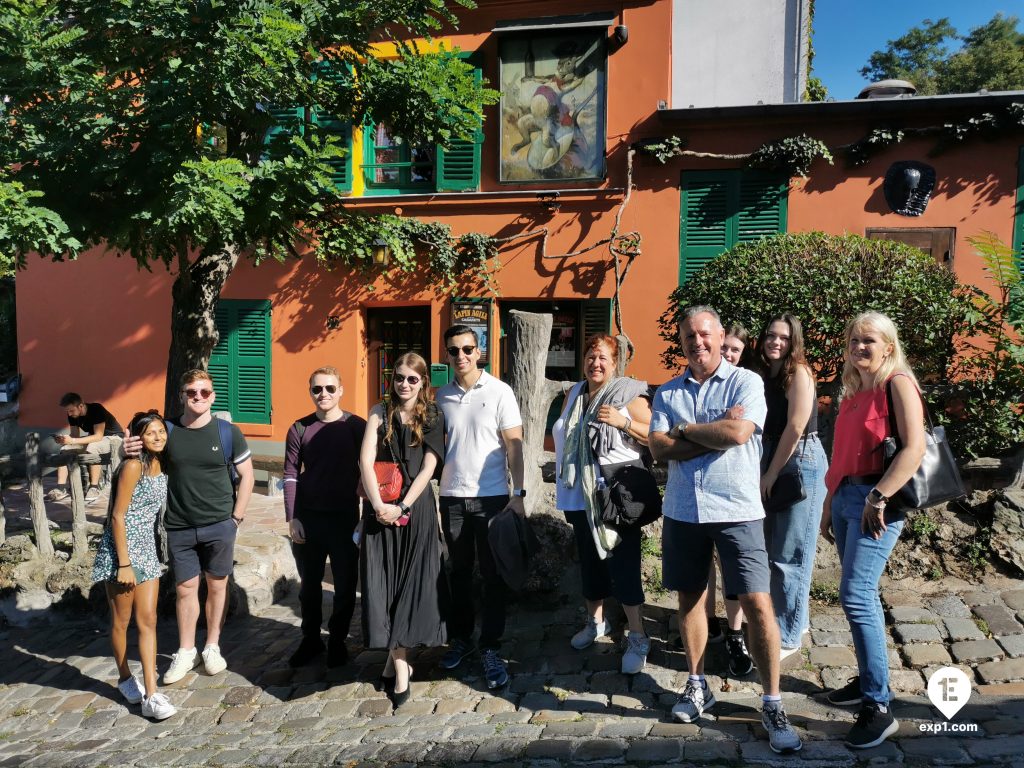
[310,385,338,395]
[447,345,477,357]
[183,388,213,399]
[392,374,421,386]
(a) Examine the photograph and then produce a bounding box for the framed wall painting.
[499,31,607,183]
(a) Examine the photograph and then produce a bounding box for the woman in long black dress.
[359,351,447,708]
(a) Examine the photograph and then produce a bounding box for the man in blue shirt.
[649,306,801,755]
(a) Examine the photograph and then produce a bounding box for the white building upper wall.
[671,0,809,108]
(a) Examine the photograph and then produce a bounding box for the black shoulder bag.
[882,379,966,512]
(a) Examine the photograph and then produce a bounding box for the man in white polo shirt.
[436,324,525,690]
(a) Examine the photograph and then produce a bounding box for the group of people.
[85,309,926,755]
[550,306,923,753]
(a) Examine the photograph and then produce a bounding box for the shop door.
[366,307,431,403]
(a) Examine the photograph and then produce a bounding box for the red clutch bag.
[358,461,403,502]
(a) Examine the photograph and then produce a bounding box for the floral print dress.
[92,472,167,584]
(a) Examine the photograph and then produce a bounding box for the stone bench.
[252,455,285,497]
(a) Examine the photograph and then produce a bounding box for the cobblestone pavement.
[2,483,1024,766]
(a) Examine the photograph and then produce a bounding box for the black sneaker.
[726,632,754,676]
[439,638,475,670]
[845,703,899,749]
[482,649,509,689]
[326,636,348,668]
[288,636,325,668]
[707,618,724,644]
[826,676,862,706]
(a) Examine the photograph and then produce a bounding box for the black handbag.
[762,435,807,514]
[596,460,663,528]
[882,379,966,512]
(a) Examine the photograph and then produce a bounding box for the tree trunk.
[164,246,240,418]
[68,456,88,559]
[507,310,570,516]
[1011,446,1024,490]
[25,432,54,558]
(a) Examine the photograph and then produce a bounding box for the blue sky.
[813,2,1022,100]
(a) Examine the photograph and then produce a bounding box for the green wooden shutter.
[581,299,611,341]
[208,299,272,424]
[680,172,733,283]
[679,170,787,284]
[264,106,304,151]
[436,65,483,192]
[1015,146,1024,272]
[313,62,353,192]
[737,174,788,243]
[209,304,233,416]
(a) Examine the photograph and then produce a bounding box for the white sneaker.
[202,644,227,675]
[141,692,177,721]
[780,646,802,662]
[46,487,69,502]
[162,648,198,684]
[84,485,101,505]
[116,675,144,704]
[621,631,651,674]
[571,618,611,650]
[672,677,716,723]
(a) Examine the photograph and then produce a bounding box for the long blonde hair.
[384,352,434,447]
[840,311,920,398]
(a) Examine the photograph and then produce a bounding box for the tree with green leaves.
[861,14,1024,95]
[0,0,496,415]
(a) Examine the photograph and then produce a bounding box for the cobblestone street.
[1,485,1023,767]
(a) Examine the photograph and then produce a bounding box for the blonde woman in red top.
[820,312,925,750]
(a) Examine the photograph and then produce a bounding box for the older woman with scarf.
[554,334,656,674]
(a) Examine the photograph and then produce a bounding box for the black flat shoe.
[375,673,395,693]
[390,685,410,709]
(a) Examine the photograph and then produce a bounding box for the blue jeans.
[831,482,905,706]
[763,434,827,649]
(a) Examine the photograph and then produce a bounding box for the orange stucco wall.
[14,0,1023,451]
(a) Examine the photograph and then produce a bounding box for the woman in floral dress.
[92,410,176,720]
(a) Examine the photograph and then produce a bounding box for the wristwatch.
[868,488,889,504]
[675,421,690,440]
[397,501,410,513]
[512,488,526,498]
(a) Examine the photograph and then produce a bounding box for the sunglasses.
[392,374,421,385]
[183,388,213,399]
[447,345,477,357]
[310,385,338,395]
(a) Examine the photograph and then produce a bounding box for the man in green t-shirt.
[126,369,254,685]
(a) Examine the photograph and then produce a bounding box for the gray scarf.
[561,376,648,558]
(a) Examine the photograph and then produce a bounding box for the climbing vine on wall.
[638,101,1024,174]
[314,213,499,292]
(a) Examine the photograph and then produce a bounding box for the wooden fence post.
[25,432,54,558]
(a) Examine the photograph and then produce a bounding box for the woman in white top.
[554,334,655,675]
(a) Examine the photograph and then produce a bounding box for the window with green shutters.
[678,170,788,284]
[263,61,354,193]
[209,300,272,424]
[312,61,353,192]
[363,60,483,195]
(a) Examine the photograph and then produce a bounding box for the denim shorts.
[167,518,237,583]
[662,517,771,596]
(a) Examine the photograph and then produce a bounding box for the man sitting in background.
[48,392,124,505]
